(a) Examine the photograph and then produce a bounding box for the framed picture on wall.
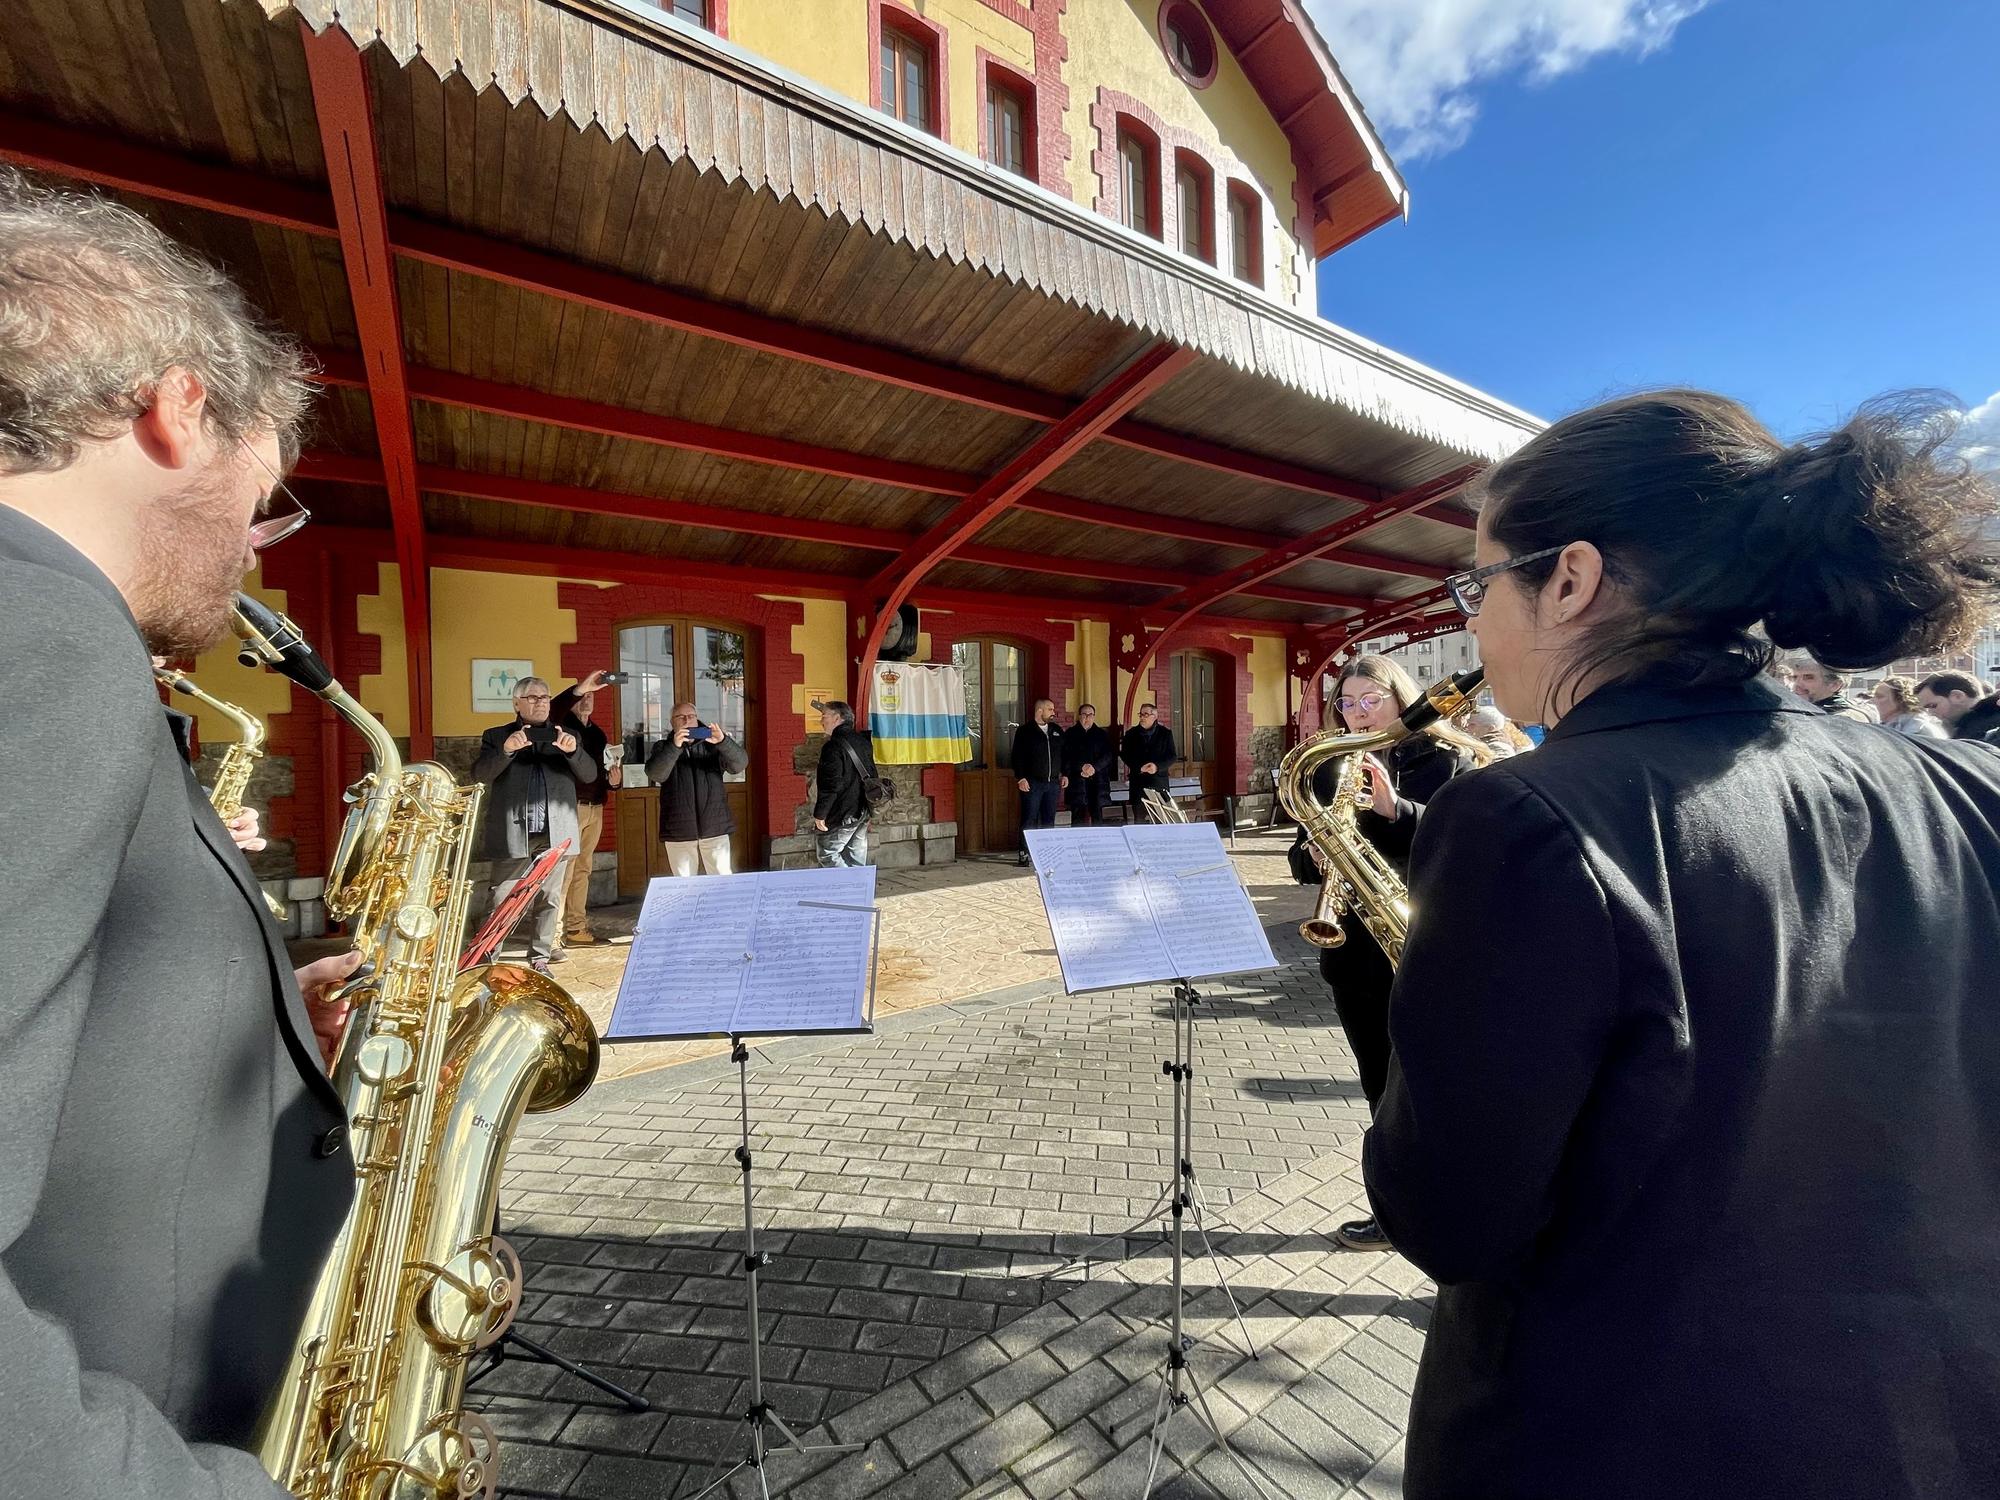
[473,658,536,714]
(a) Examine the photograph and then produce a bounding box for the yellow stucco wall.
[182,565,292,743]
[1066,1,1306,303]
[723,0,1304,301]
[355,562,410,738]
[1240,631,1286,725]
[429,570,578,738]
[775,595,850,733]
[1071,617,1111,715]
[729,0,1034,162]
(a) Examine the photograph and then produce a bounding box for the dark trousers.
[1318,916,1394,1113]
[1019,778,1062,850]
[1068,778,1108,826]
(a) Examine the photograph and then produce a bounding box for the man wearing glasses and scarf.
[472,677,599,971]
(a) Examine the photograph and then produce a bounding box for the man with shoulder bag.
[812,699,889,867]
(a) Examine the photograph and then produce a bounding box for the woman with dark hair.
[1365,391,2000,1499]
[1289,652,1488,1251]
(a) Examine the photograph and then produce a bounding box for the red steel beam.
[0,116,1453,519]
[1119,466,1480,724]
[302,28,434,756]
[853,343,1197,721]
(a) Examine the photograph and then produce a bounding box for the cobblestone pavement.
[536,833,1316,1083]
[477,929,1430,1500]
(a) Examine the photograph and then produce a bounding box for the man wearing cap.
[812,700,878,867]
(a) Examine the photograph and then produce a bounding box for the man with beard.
[0,169,357,1496]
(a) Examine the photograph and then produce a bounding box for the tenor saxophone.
[232,595,600,1500]
[1276,669,1484,967]
[156,663,287,920]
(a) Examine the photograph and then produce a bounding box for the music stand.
[595,868,882,1500]
[1021,825,1279,1499]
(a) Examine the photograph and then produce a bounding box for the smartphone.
[599,671,631,686]
[688,724,714,741]
[524,723,557,748]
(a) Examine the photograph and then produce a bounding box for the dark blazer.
[1955,692,2000,745]
[1365,673,2000,1499]
[470,719,598,859]
[0,505,350,1496]
[813,723,878,826]
[1119,722,1177,795]
[1063,723,1114,801]
[1009,719,1064,783]
[550,686,612,807]
[644,733,750,841]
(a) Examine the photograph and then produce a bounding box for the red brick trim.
[1225,176,1264,287]
[868,0,951,141]
[1156,0,1219,89]
[1157,627,1254,796]
[976,49,1039,180]
[709,0,729,39]
[976,0,1072,196]
[1089,87,1219,260]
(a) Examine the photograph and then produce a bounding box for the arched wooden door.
[614,617,758,893]
[952,637,1028,855]
[1167,650,1220,800]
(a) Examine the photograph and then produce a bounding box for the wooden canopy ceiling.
[0,0,1541,738]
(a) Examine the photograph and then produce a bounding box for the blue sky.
[1307,0,2000,445]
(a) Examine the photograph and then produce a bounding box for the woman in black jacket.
[1290,652,1487,1251]
[1369,391,2000,1500]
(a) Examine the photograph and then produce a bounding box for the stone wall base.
[765,817,958,871]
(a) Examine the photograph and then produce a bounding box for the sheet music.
[1026,823,1277,994]
[606,867,877,1041]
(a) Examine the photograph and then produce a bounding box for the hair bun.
[1757,397,1999,668]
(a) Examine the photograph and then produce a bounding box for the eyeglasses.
[1334,693,1389,715]
[238,438,312,551]
[515,694,552,703]
[1443,544,1569,618]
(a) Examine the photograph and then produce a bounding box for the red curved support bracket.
[1119,464,1483,728]
[1301,585,1461,693]
[853,342,1195,724]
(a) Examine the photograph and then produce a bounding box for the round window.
[1158,1,1219,90]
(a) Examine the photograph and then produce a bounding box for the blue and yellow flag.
[870,662,971,764]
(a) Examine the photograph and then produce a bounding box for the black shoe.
[1017,852,1032,867]
[1335,1217,1393,1252]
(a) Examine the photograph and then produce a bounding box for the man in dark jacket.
[552,670,621,944]
[1916,669,2000,745]
[471,677,599,969]
[1790,656,1873,721]
[812,700,877,867]
[0,169,356,1498]
[1063,703,1115,826]
[645,699,750,875]
[1119,702,1177,819]
[1010,697,1067,865]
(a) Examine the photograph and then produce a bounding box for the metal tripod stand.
[1043,983,1259,1362]
[1129,982,1272,1499]
[682,1040,863,1500]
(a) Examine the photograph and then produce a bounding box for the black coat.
[1119,722,1177,790]
[1063,723,1114,801]
[1009,719,1064,783]
[0,505,350,1495]
[813,723,878,826]
[1955,692,2000,745]
[1366,673,2000,1500]
[470,720,599,859]
[644,733,749,841]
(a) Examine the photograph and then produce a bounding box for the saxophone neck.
[154,667,267,754]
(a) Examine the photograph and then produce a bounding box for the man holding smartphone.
[645,700,749,876]
[471,675,599,969]
[551,668,624,945]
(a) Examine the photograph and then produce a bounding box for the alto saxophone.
[155,663,287,920]
[1276,669,1484,967]
[231,595,600,1500]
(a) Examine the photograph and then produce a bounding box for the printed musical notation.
[606,866,877,1042]
[1025,823,1277,994]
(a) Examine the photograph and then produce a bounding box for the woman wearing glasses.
[1366,391,2000,1500]
[1289,654,1490,1251]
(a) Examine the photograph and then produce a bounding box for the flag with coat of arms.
[868,662,971,764]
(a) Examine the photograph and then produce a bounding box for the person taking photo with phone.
[550,668,625,944]
[471,675,599,970]
[645,700,749,875]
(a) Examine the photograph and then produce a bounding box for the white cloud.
[1958,390,2000,474]
[1305,0,1713,161]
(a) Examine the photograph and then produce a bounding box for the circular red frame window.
[1157,1,1219,90]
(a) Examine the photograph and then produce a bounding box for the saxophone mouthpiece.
[233,593,336,695]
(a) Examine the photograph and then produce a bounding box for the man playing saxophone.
[0,169,356,1497]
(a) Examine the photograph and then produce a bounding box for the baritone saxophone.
[231,594,600,1500]
[1276,668,1484,968]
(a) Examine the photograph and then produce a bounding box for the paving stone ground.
[475,923,1432,1500]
